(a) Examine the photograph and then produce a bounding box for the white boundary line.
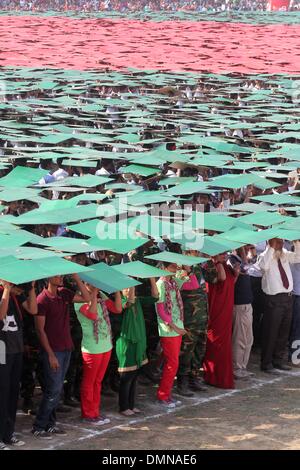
[40,371,300,450]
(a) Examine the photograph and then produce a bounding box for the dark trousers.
[250,277,265,348]
[21,349,44,401]
[289,295,300,360]
[261,293,293,369]
[33,350,71,431]
[118,370,138,412]
[64,342,82,400]
[0,352,23,443]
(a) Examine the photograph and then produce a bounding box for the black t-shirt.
[234,274,253,306]
[0,292,26,354]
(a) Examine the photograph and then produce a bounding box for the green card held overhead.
[79,262,141,294]
[0,256,92,284]
[145,251,207,266]
[111,260,173,278]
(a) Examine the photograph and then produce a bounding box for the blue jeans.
[33,351,71,431]
[289,295,300,360]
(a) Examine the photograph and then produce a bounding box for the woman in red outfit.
[203,254,239,389]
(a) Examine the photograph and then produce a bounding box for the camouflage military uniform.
[178,262,217,379]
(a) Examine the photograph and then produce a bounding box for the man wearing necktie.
[258,238,300,372]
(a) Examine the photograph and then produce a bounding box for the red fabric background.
[0,16,299,73]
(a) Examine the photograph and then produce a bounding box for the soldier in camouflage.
[177,257,217,396]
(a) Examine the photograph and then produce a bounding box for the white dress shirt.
[258,243,300,295]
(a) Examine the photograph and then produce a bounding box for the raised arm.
[215,262,226,282]
[286,241,300,264]
[106,291,123,314]
[72,273,91,303]
[258,243,275,272]
[0,282,12,321]
[22,282,38,315]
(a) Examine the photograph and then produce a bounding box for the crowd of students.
[1,222,300,449]
[0,0,271,13]
[0,69,299,450]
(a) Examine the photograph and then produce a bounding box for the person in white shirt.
[51,161,70,200]
[258,238,300,372]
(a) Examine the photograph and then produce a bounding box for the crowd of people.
[0,69,300,450]
[1,203,300,449]
[0,0,272,13]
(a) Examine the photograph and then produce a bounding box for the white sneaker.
[0,441,10,450]
[242,370,254,377]
[6,435,25,447]
[157,399,176,409]
[169,397,183,406]
[31,430,53,440]
[93,415,111,425]
[234,369,248,379]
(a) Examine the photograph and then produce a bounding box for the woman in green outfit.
[75,285,122,425]
[116,278,158,416]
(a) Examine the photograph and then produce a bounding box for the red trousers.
[157,336,182,401]
[80,350,111,419]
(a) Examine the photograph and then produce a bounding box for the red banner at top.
[267,0,290,11]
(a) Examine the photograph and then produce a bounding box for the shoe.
[177,376,194,397]
[169,397,182,406]
[31,430,53,440]
[288,361,300,369]
[156,399,176,409]
[132,408,142,414]
[241,370,254,377]
[0,441,11,450]
[5,435,25,447]
[81,417,98,424]
[46,426,67,435]
[189,377,208,392]
[273,364,292,371]
[120,409,135,417]
[63,397,80,408]
[234,369,249,380]
[93,415,111,425]
[56,404,72,413]
[261,366,277,373]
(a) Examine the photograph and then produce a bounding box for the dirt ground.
[15,353,300,450]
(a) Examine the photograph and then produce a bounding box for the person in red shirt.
[32,274,90,439]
